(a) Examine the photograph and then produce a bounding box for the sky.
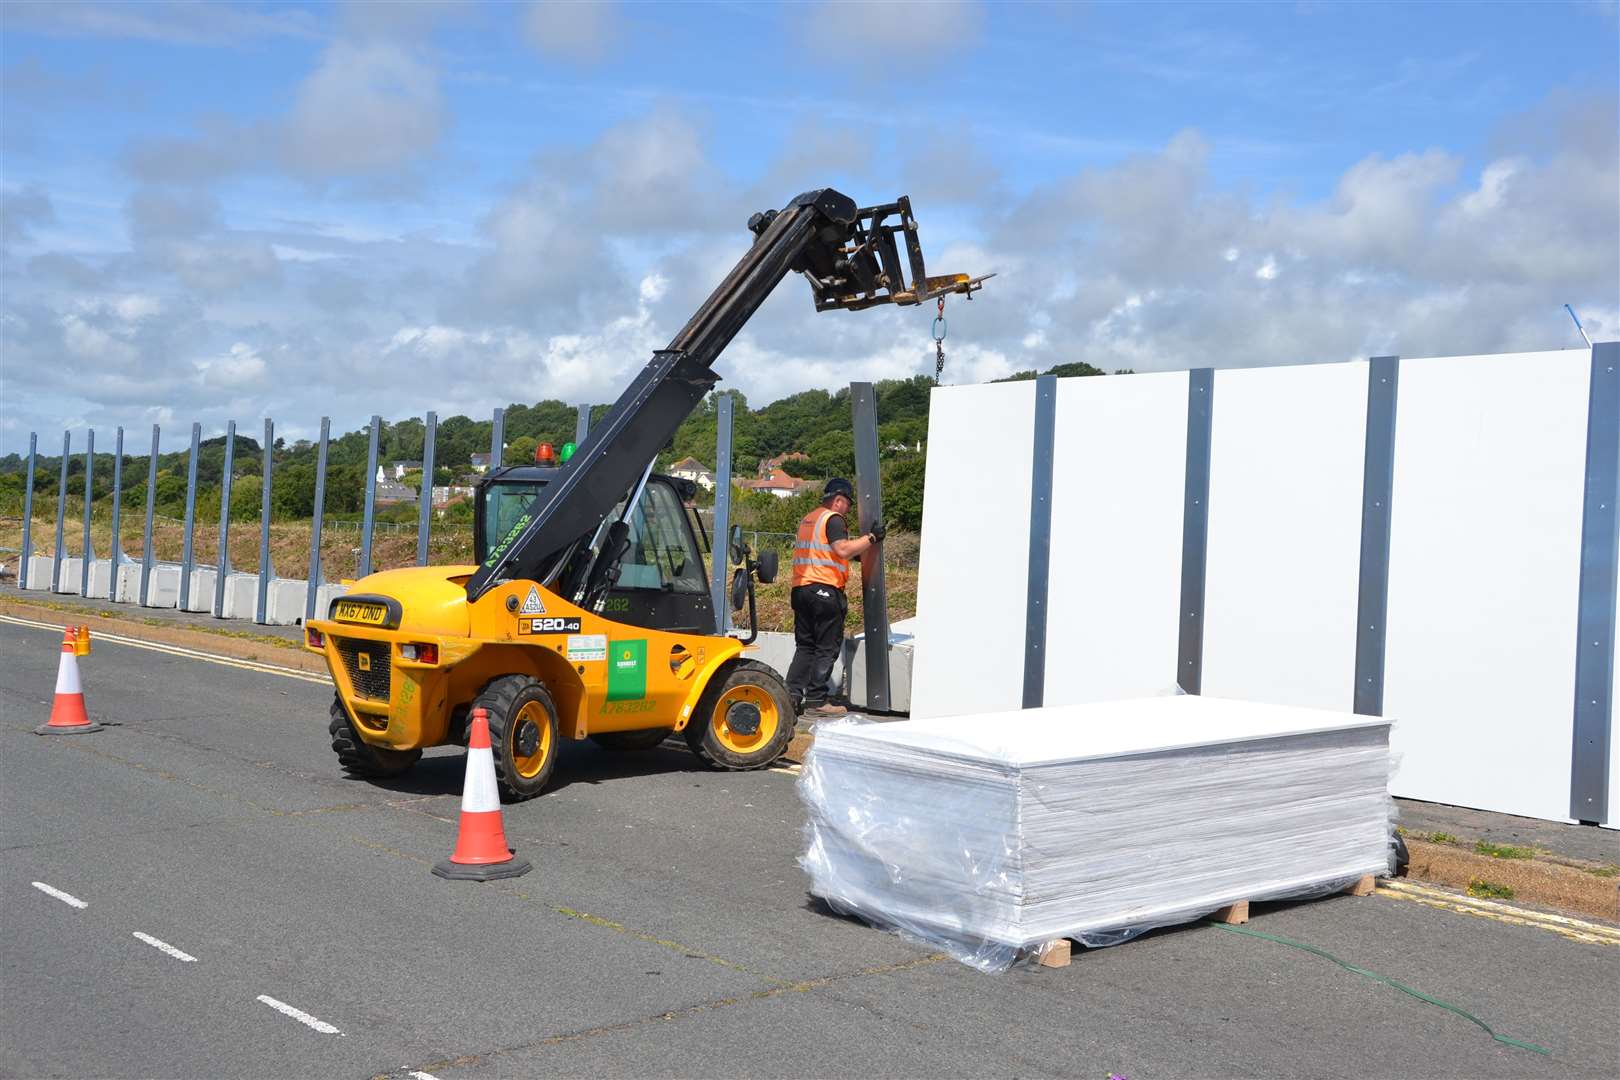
[1,0,1616,455]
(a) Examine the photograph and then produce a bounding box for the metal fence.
[10,406,592,624]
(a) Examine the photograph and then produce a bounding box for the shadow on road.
[341,740,710,799]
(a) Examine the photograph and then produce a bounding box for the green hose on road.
[1209,921,1551,1056]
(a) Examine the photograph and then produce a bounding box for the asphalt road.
[2,618,1615,1079]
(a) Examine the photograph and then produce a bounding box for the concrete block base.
[264,579,311,625]
[219,573,261,620]
[54,557,84,595]
[182,568,220,613]
[21,556,53,590]
[314,582,349,621]
[141,565,181,609]
[114,563,141,603]
[842,633,915,714]
[85,559,114,599]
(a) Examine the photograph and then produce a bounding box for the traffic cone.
[36,626,102,736]
[433,707,531,881]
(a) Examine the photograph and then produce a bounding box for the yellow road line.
[1376,879,1620,946]
[0,613,330,686]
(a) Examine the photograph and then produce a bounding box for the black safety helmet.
[823,477,855,502]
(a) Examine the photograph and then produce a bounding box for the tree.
[882,454,926,531]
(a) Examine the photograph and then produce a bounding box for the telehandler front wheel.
[684,660,794,771]
[474,675,560,802]
[328,696,422,779]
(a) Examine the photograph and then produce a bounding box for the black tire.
[474,675,560,801]
[328,696,421,779]
[684,659,794,771]
[1390,831,1410,878]
[590,728,675,752]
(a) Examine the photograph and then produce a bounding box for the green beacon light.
[559,441,576,464]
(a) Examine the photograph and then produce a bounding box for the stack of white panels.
[799,696,1392,970]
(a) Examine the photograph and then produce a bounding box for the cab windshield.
[480,482,545,563]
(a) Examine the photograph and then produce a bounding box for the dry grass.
[1405,839,1620,923]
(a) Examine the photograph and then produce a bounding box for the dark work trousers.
[786,583,847,711]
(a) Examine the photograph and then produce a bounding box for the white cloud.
[521,0,623,64]
[4,1,320,46]
[281,40,445,178]
[195,342,267,387]
[805,1,984,71]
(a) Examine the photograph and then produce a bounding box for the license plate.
[333,601,388,626]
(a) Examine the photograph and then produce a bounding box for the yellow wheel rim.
[511,700,552,779]
[712,684,780,755]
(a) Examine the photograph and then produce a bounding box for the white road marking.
[133,931,198,962]
[409,1072,441,1080]
[256,994,343,1035]
[0,614,329,685]
[32,881,87,908]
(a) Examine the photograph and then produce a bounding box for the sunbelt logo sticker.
[519,587,546,615]
[606,639,647,702]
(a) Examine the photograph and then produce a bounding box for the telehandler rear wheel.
[328,696,421,778]
[475,675,559,801]
[590,728,675,752]
[684,660,794,770]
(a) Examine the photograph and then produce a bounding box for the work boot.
[803,703,847,719]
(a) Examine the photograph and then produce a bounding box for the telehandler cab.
[304,189,987,800]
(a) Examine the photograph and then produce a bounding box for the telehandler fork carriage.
[307,188,987,799]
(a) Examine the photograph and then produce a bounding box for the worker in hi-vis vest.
[786,477,885,716]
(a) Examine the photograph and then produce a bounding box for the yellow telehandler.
[304,189,985,799]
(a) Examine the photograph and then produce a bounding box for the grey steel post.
[110,426,126,566]
[139,425,159,604]
[305,417,330,622]
[1022,376,1059,709]
[709,393,734,633]
[80,429,94,596]
[490,407,506,469]
[1354,357,1400,716]
[1571,341,1619,824]
[358,414,381,578]
[575,403,591,447]
[212,420,236,617]
[51,431,68,591]
[256,419,274,623]
[852,382,895,711]
[177,422,201,610]
[1177,369,1215,694]
[416,411,437,565]
[19,433,36,588]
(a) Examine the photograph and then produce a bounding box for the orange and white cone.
[36,627,102,736]
[433,707,531,881]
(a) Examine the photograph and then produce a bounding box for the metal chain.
[932,296,947,385]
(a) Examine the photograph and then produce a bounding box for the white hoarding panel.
[1202,362,1367,711]
[1610,623,1619,829]
[1384,350,1589,822]
[911,381,1036,719]
[1044,371,1188,705]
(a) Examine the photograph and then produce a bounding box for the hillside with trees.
[0,364,1109,536]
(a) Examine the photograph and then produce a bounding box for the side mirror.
[730,567,749,611]
[729,524,746,566]
[755,549,778,584]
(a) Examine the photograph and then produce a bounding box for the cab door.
[602,479,718,635]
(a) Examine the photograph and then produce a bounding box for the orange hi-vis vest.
[791,508,850,589]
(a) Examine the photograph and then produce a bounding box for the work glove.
[868,520,887,544]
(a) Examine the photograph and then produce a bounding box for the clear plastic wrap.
[797,697,1395,973]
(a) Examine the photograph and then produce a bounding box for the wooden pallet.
[1033,874,1377,969]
